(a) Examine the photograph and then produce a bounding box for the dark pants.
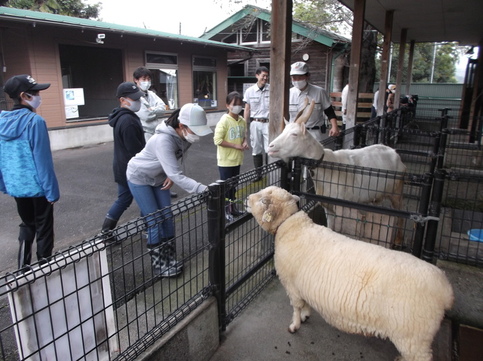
[15,196,54,260]
[106,182,134,221]
[218,165,240,200]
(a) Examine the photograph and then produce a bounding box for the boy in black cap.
[100,81,146,239]
[0,74,59,270]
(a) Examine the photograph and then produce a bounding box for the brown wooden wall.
[228,39,333,90]
[1,20,229,128]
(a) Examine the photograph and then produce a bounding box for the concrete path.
[0,136,253,275]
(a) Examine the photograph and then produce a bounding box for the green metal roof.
[200,5,350,47]
[0,6,253,51]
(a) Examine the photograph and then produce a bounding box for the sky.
[84,0,471,82]
[84,0,271,37]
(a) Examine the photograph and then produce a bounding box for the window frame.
[192,55,217,109]
[145,51,179,110]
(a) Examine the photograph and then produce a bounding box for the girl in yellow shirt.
[213,91,248,220]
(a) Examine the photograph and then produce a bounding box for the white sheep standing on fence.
[246,186,454,361]
[268,99,407,246]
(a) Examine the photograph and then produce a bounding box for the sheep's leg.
[300,303,311,323]
[392,337,433,361]
[288,298,306,333]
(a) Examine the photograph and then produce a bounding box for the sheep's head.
[246,186,300,234]
[268,99,323,163]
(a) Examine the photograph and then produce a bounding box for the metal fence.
[0,106,481,360]
[0,164,286,361]
[0,194,214,361]
[353,109,483,267]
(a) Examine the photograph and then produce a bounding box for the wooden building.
[0,7,251,150]
[200,5,351,95]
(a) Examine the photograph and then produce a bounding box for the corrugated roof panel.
[0,6,253,51]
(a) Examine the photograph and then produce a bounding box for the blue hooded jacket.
[0,106,59,202]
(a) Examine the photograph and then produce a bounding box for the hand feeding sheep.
[246,186,453,361]
[268,100,407,247]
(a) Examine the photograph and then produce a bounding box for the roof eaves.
[201,5,272,40]
[0,6,253,51]
[200,4,350,47]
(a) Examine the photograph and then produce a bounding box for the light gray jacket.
[126,122,207,193]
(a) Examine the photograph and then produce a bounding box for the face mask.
[125,99,141,112]
[139,81,151,91]
[292,80,307,90]
[25,94,42,109]
[231,105,243,114]
[183,129,200,143]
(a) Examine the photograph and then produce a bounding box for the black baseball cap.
[116,81,144,100]
[3,74,51,99]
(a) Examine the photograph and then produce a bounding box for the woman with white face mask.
[126,103,212,278]
[213,91,249,222]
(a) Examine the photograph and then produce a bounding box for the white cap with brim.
[290,61,309,75]
[178,103,213,136]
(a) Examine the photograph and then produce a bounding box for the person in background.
[132,67,177,198]
[386,84,397,112]
[371,89,379,118]
[341,83,349,126]
[100,82,145,241]
[0,74,60,270]
[288,61,340,141]
[214,91,249,222]
[127,103,212,277]
[243,66,270,180]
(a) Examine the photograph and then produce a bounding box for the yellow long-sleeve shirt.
[213,113,246,167]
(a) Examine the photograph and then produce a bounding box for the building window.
[145,52,179,109]
[193,56,217,108]
[261,20,271,42]
[59,44,123,120]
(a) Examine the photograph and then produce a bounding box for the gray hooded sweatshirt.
[126,121,207,194]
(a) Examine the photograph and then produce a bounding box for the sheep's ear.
[262,210,273,223]
[283,118,289,126]
[292,195,300,203]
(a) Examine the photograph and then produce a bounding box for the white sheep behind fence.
[246,186,454,361]
[268,100,407,246]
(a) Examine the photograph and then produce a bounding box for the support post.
[207,182,227,332]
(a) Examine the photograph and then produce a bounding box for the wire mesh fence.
[0,193,213,361]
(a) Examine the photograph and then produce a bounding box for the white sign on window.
[63,88,85,106]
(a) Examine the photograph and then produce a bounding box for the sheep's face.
[246,186,300,234]
[268,123,309,163]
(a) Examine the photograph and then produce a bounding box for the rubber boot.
[253,154,263,181]
[101,217,118,243]
[230,199,244,217]
[148,240,182,278]
[225,201,234,223]
[18,223,35,270]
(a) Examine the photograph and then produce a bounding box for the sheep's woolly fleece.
[246,186,454,361]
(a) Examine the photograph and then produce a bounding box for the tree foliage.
[293,0,352,35]
[3,0,100,19]
[385,42,460,83]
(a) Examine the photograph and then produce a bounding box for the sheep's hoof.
[301,315,310,323]
[288,324,298,333]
